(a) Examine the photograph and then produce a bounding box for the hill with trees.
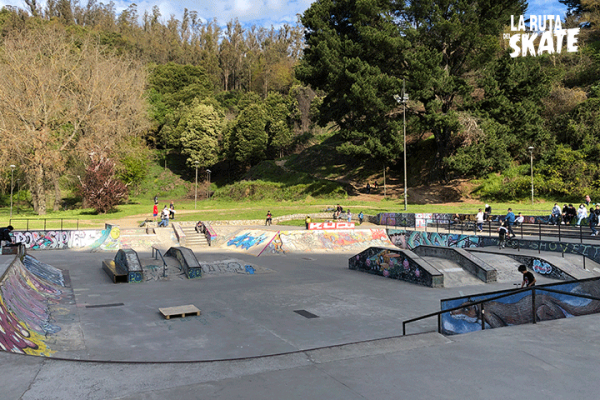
[0,0,598,215]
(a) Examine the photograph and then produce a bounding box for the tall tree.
[0,26,149,214]
[296,0,408,165]
[178,99,224,168]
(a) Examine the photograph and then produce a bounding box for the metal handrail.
[402,283,600,336]
[151,246,168,278]
[9,218,79,231]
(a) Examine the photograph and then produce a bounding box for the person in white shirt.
[158,205,170,227]
[577,204,588,226]
[476,208,484,232]
[515,212,524,226]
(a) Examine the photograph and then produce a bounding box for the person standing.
[154,194,159,205]
[152,204,158,222]
[266,211,272,226]
[505,208,516,238]
[169,201,175,219]
[576,204,588,226]
[591,204,600,236]
[347,210,352,223]
[358,211,364,225]
[305,215,311,230]
[519,265,536,287]
[476,208,484,232]
[366,182,371,194]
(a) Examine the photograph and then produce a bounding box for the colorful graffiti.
[389,230,484,250]
[13,225,120,251]
[269,229,394,254]
[0,256,69,355]
[349,247,436,287]
[441,278,600,335]
[225,230,278,256]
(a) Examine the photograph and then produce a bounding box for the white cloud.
[0,0,313,28]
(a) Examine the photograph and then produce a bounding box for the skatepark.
[2,217,600,399]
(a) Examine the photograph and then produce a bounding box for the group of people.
[153,195,176,227]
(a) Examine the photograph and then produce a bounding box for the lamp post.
[394,79,409,211]
[528,146,534,205]
[206,169,211,200]
[194,161,199,209]
[9,165,15,219]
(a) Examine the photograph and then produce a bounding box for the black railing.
[9,218,79,231]
[426,220,598,243]
[151,246,169,278]
[402,283,600,336]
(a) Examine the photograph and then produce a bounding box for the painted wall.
[267,229,394,254]
[440,278,600,335]
[0,256,68,355]
[349,247,437,287]
[12,224,121,251]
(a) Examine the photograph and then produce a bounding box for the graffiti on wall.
[388,230,484,250]
[13,225,120,251]
[378,213,416,228]
[0,257,69,356]
[349,247,433,287]
[440,278,600,335]
[269,229,394,254]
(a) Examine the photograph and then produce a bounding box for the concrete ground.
[2,239,600,399]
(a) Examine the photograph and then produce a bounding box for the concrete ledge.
[172,223,186,246]
[412,245,497,283]
[349,247,444,288]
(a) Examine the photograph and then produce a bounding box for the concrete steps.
[180,226,209,247]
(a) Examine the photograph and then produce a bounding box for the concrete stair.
[180,225,209,247]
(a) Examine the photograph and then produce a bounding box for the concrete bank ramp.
[222,230,279,256]
[467,252,523,283]
[418,256,484,288]
[267,229,395,254]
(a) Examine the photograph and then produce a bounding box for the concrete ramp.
[468,252,523,283]
[419,256,485,288]
[269,229,395,254]
[0,255,76,356]
[223,230,279,256]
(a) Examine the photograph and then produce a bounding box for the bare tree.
[0,26,149,214]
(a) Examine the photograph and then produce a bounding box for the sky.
[0,0,569,29]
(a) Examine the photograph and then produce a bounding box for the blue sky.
[0,0,568,29]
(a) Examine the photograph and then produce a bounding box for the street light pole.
[528,146,534,205]
[206,169,211,200]
[394,80,409,211]
[9,165,15,219]
[194,161,199,209]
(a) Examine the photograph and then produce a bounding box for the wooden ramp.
[159,304,201,320]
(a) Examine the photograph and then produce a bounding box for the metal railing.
[426,220,596,243]
[151,246,168,278]
[402,282,600,336]
[9,218,79,231]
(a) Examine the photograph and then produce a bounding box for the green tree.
[296,0,408,165]
[265,92,293,158]
[231,103,268,166]
[178,99,224,168]
[147,62,213,110]
[404,0,526,178]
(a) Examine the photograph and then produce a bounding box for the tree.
[230,103,268,166]
[0,26,149,214]
[403,0,526,179]
[77,155,128,214]
[296,0,408,165]
[178,99,224,168]
[265,93,293,158]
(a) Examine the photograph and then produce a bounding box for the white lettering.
[509,34,521,58]
[538,31,554,55]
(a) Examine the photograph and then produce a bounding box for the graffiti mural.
[349,247,435,287]
[388,230,484,250]
[270,229,394,254]
[224,230,278,256]
[440,278,600,335]
[13,225,120,251]
[377,213,416,228]
[0,256,71,356]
